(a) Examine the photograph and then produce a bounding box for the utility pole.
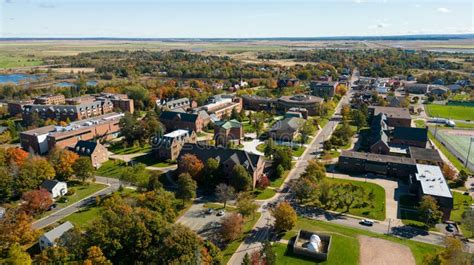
[465,137,473,168]
[387,218,392,234]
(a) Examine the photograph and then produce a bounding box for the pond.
[55,81,98,87]
[0,74,41,84]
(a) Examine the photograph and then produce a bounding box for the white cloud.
[436,7,451,13]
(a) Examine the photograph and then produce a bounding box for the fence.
[429,127,474,172]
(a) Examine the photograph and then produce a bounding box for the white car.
[217,210,225,216]
[360,219,374,226]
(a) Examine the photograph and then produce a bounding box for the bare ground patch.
[358,235,415,265]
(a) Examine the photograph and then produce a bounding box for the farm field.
[425,104,474,121]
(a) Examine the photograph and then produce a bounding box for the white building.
[39,221,74,250]
[41,180,68,198]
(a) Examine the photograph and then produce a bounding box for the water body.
[0,74,40,84]
[55,81,98,87]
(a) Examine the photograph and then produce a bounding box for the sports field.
[425,104,474,121]
[437,128,474,168]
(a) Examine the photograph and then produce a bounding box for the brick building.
[7,100,34,116]
[277,94,323,115]
[241,95,276,111]
[178,143,265,188]
[368,106,411,127]
[391,127,428,148]
[214,119,243,147]
[20,112,123,154]
[34,94,66,105]
[310,81,338,98]
[200,95,242,119]
[151,129,197,161]
[159,110,210,133]
[72,140,109,168]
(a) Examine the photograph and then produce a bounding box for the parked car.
[360,219,374,226]
[446,224,455,232]
[217,210,225,216]
[48,203,57,211]
[205,208,214,215]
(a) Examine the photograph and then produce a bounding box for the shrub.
[256,175,270,189]
[66,188,76,196]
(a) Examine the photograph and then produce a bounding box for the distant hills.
[1,34,473,42]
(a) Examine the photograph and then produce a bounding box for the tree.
[178,153,204,180]
[301,159,326,182]
[291,178,317,203]
[335,84,348,96]
[351,109,367,131]
[16,156,55,193]
[260,240,276,265]
[84,246,112,265]
[461,208,474,236]
[230,164,252,192]
[6,147,29,167]
[341,104,351,121]
[0,167,13,202]
[418,196,443,227]
[137,190,177,222]
[146,171,163,191]
[440,237,470,265]
[323,140,333,151]
[274,146,292,170]
[34,246,71,264]
[256,175,270,189]
[220,212,243,242]
[48,148,79,181]
[441,164,456,180]
[119,163,148,188]
[176,173,197,205]
[271,201,297,232]
[236,193,258,218]
[21,188,53,216]
[73,157,95,183]
[162,224,204,264]
[242,253,251,265]
[300,120,316,143]
[215,183,235,208]
[0,209,37,256]
[6,244,31,265]
[337,183,364,212]
[201,158,220,188]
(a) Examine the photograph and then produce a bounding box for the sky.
[1,0,473,38]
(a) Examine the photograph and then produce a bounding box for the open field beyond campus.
[437,128,474,166]
[274,217,441,265]
[425,104,474,121]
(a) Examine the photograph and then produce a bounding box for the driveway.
[241,138,264,156]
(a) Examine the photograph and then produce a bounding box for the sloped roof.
[393,127,428,142]
[270,117,305,133]
[370,113,389,146]
[215,119,242,129]
[73,140,99,156]
[160,111,200,122]
[178,143,263,175]
[42,221,74,243]
[41,180,63,192]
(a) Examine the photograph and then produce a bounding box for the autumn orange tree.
[271,201,297,232]
[21,188,53,216]
[0,208,38,256]
[48,148,79,181]
[178,153,204,181]
[16,156,56,193]
[6,147,29,167]
[219,213,243,242]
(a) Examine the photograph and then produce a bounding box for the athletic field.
[436,129,474,168]
[425,104,474,121]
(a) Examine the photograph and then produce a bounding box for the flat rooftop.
[415,164,452,198]
[369,106,411,119]
[341,150,416,165]
[163,129,189,138]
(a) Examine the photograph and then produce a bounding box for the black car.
[48,203,58,211]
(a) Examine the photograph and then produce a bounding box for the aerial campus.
[0,1,473,265]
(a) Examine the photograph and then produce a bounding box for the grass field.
[276,217,441,265]
[0,54,43,69]
[451,192,473,238]
[325,178,386,221]
[57,182,107,207]
[96,160,129,178]
[425,104,474,121]
[253,187,277,200]
[428,131,471,173]
[108,143,151,155]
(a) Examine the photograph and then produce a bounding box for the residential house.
[178,143,265,188]
[151,129,197,161]
[269,117,305,142]
[41,180,68,198]
[310,81,338,98]
[39,221,74,250]
[159,110,210,133]
[409,164,453,221]
[72,140,109,168]
[214,119,243,147]
[429,85,448,97]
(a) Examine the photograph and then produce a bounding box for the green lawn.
[108,143,151,155]
[325,178,386,221]
[414,120,426,128]
[133,154,174,168]
[291,146,306,157]
[321,150,340,160]
[277,217,441,265]
[270,170,290,188]
[400,210,429,230]
[63,206,103,228]
[57,182,107,207]
[425,104,474,121]
[221,212,262,264]
[256,143,266,153]
[253,188,277,200]
[455,122,474,129]
[451,191,473,238]
[96,160,129,178]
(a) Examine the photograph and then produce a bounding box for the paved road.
[227,72,357,265]
[32,176,121,229]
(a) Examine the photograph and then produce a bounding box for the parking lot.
[176,202,227,239]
